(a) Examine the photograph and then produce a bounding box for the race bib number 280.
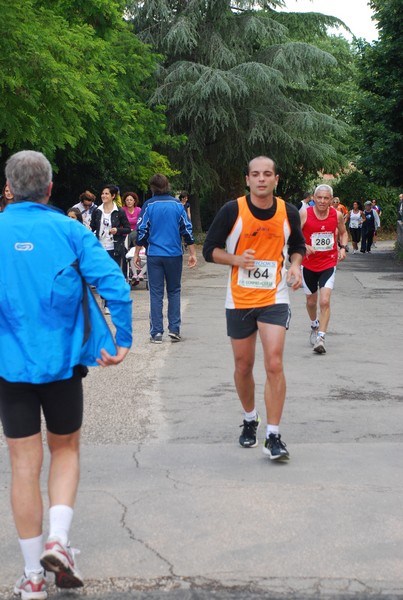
[238,260,277,289]
[311,232,334,251]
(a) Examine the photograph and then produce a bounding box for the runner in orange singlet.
[203,156,305,461]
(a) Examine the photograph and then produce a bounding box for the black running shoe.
[263,433,289,460]
[239,414,260,448]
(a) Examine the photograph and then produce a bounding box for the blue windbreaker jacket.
[0,202,132,384]
[136,194,194,255]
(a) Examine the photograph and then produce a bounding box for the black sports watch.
[339,245,347,250]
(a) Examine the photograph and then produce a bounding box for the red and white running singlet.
[302,206,338,272]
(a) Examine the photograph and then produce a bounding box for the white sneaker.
[40,537,83,589]
[313,335,326,354]
[14,570,47,600]
[309,326,319,346]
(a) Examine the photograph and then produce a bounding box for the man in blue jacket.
[0,150,132,600]
[134,174,197,343]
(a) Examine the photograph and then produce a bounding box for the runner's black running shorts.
[226,303,291,339]
[0,365,87,439]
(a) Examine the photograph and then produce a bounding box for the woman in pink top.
[122,191,141,247]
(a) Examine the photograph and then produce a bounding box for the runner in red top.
[300,184,348,354]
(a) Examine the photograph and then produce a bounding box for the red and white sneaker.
[14,570,47,600]
[40,537,83,589]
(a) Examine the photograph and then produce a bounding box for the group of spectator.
[1,180,193,320]
[67,186,193,316]
[64,188,138,310]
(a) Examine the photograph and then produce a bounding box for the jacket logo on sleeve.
[14,242,34,251]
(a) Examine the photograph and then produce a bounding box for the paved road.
[1,240,402,599]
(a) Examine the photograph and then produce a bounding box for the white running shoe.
[309,326,319,346]
[313,335,326,354]
[14,571,47,600]
[40,537,83,589]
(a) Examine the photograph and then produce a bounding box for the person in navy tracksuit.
[360,200,380,253]
[134,174,197,343]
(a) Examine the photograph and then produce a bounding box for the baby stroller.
[125,246,148,290]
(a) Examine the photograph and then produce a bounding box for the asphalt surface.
[0,240,402,599]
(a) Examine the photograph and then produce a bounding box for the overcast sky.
[280,0,379,42]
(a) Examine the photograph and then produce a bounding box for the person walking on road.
[332,197,349,223]
[134,173,197,343]
[179,191,191,220]
[90,184,131,310]
[348,201,363,254]
[360,200,380,254]
[371,199,382,247]
[179,191,192,251]
[122,191,142,248]
[300,184,348,355]
[203,156,305,461]
[0,151,132,600]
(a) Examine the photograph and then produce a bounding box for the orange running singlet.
[225,196,291,309]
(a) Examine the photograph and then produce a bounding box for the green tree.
[0,0,172,203]
[128,0,350,230]
[270,10,359,199]
[273,11,358,121]
[353,0,403,186]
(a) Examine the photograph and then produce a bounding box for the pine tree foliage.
[128,0,349,205]
[270,10,359,171]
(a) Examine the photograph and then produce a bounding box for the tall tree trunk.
[189,193,202,233]
[214,171,246,210]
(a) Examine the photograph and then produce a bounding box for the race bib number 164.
[238,260,277,289]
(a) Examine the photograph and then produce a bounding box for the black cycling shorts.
[301,266,336,295]
[0,365,87,439]
[226,303,291,339]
